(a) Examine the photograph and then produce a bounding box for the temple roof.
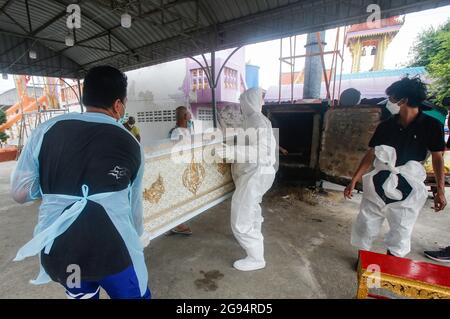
[346,16,404,41]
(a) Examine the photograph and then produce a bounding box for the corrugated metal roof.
[0,0,448,78]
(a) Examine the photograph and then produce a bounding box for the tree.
[0,108,6,125]
[409,20,450,108]
[0,109,9,147]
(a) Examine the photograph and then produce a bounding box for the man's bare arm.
[431,151,447,212]
[344,148,375,199]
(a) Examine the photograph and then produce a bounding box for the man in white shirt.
[169,106,194,141]
[169,106,194,235]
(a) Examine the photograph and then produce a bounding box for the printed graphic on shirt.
[108,166,130,180]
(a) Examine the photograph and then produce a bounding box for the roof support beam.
[196,0,215,26]
[147,0,202,28]
[0,29,127,54]
[81,23,207,68]
[25,0,32,33]
[31,10,66,36]
[3,11,29,33]
[28,2,207,68]
[0,61,78,72]
[72,0,198,48]
[0,39,26,57]
[0,0,15,14]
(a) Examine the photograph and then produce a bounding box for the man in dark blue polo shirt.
[344,77,446,258]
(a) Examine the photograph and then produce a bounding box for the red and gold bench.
[356,250,450,299]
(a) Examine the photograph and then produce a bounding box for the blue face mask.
[117,101,127,123]
[119,115,127,124]
[187,120,194,129]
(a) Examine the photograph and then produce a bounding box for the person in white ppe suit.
[351,145,429,257]
[230,87,277,271]
[345,77,446,258]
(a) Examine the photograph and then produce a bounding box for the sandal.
[171,225,192,235]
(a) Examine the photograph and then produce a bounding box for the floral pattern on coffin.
[141,138,235,241]
[182,159,206,195]
[143,174,165,204]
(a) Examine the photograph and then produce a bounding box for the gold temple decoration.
[216,162,229,176]
[356,268,450,299]
[183,159,206,195]
[143,174,165,204]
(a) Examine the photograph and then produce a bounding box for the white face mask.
[386,100,400,114]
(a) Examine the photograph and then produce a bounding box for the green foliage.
[0,109,6,125]
[427,30,450,107]
[409,20,450,108]
[0,131,8,144]
[0,109,9,145]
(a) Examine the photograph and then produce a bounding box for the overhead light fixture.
[65,32,74,46]
[2,73,7,80]
[121,12,131,28]
[29,50,37,59]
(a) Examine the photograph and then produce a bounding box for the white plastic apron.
[362,145,428,210]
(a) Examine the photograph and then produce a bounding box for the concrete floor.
[0,160,449,299]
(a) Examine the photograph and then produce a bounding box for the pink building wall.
[185,48,247,108]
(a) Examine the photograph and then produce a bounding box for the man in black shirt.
[344,77,446,258]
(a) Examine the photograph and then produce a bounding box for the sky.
[245,5,450,89]
[0,5,449,95]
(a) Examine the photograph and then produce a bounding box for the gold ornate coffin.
[142,136,235,240]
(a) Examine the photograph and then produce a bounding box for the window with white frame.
[224,67,238,89]
[137,110,176,123]
[190,68,211,91]
[197,108,213,121]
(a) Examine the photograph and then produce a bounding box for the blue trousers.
[64,265,151,299]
